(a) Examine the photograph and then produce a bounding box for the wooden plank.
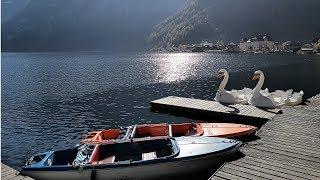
[249,139,320,157]
[234,157,320,179]
[1,167,13,174]
[251,140,320,156]
[251,139,320,153]
[259,130,320,142]
[244,108,261,117]
[206,102,228,112]
[150,96,280,120]
[255,108,269,117]
[240,107,258,116]
[213,170,249,180]
[211,100,320,180]
[222,165,279,179]
[231,159,313,179]
[247,145,319,163]
[209,175,227,180]
[264,126,320,137]
[262,112,274,119]
[1,163,33,180]
[1,164,18,176]
[255,136,320,149]
[242,148,320,169]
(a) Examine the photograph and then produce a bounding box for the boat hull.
[22,137,241,180]
[21,170,91,180]
[22,145,238,180]
[94,146,239,180]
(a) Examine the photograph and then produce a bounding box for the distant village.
[175,34,320,55]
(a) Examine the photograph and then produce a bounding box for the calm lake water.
[2,52,320,169]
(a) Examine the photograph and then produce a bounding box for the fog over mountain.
[2,0,320,52]
[148,0,320,50]
[1,0,31,22]
[2,0,186,52]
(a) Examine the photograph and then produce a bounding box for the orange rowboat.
[81,123,257,144]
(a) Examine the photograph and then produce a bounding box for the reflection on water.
[155,53,204,83]
[1,52,320,171]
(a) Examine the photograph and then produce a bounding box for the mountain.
[2,0,186,52]
[148,0,320,50]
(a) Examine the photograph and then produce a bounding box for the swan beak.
[217,74,222,78]
[252,75,259,80]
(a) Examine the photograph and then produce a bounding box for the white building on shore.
[239,34,275,53]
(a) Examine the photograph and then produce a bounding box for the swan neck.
[254,74,264,94]
[218,73,229,92]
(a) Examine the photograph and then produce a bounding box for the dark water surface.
[2,52,320,170]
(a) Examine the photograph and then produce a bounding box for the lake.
[2,52,320,169]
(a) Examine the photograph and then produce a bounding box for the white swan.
[249,70,304,107]
[214,69,247,104]
[249,70,301,108]
[285,90,304,106]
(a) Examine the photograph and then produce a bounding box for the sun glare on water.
[154,53,205,83]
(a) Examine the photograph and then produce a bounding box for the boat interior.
[132,124,170,138]
[132,123,203,138]
[89,138,178,165]
[171,123,203,137]
[51,148,79,165]
[28,148,79,167]
[81,128,127,143]
[29,153,48,165]
[81,123,205,143]
[97,129,123,140]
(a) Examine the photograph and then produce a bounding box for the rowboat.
[21,137,241,180]
[80,122,257,144]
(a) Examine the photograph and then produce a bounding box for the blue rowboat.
[21,137,241,180]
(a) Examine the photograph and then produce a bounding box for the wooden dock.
[210,95,320,179]
[150,96,281,126]
[1,163,33,180]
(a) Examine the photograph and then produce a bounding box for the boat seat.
[96,156,115,164]
[142,152,157,160]
[168,125,173,137]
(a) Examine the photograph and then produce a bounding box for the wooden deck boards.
[210,98,320,180]
[1,163,33,180]
[150,96,281,126]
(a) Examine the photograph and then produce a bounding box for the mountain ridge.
[148,0,320,50]
[2,0,319,52]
